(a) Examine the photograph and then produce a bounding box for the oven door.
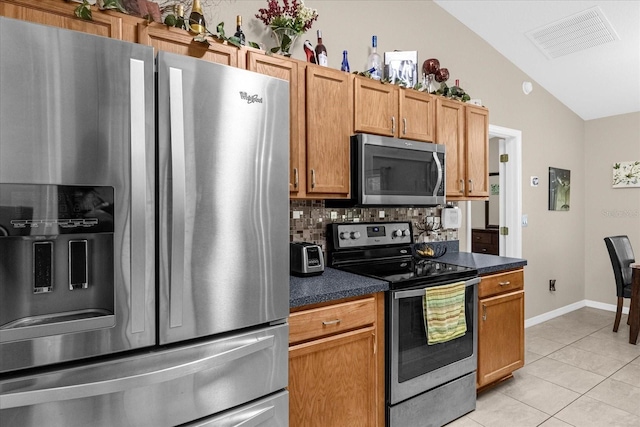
[388,277,479,405]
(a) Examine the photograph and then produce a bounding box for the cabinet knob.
[322,319,341,326]
[311,169,316,189]
[293,168,299,188]
[402,117,407,135]
[391,116,396,134]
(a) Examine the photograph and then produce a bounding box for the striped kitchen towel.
[423,281,467,345]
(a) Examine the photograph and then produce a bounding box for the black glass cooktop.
[339,257,478,289]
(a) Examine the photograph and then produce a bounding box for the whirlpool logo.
[239,92,263,104]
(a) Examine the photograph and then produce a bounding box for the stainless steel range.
[327,221,479,427]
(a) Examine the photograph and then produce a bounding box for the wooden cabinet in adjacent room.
[304,64,353,197]
[288,293,385,427]
[472,228,499,255]
[353,76,436,142]
[477,268,525,390]
[436,98,489,200]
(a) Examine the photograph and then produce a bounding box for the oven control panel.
[330,222,412,249]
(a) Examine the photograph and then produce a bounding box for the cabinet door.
[398,89,435,142]
[436,98,466,198]
[247,52,304,195]
[353,77,397,137]
[466,105,489,198]
[305,66,351,196]
[137,23,241,67]
[1,0,125,39]
[289,327,377,427]
[477,290,525,388]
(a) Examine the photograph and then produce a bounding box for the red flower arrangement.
[255,0,318,35]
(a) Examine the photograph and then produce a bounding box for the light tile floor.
[447,307,640,427]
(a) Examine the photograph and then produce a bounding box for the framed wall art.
[612,161,640,188]
[549,167,571,211]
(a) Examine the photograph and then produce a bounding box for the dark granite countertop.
[289,251,526,308]
[290,267,389,308]
[437,252,527,275]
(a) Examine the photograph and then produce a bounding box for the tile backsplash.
[290,200,459,251]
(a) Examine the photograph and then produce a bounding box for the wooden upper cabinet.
[353,77,398,137]
[137,22,242,67]
[0,0,139,41]
[436,97,466,198]
[247,52,305,195]
[398,88,435,142]
[353,76,435,142]
[465,104,489,198]
[305,65,352,197]
[436,97,489,200]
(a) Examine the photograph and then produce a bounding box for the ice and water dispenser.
[0,184,115,342]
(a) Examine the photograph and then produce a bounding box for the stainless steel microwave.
[329,133,445,207]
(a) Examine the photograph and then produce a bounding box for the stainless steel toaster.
[290,242,325,276]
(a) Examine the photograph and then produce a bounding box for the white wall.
[203,0,627,319]
[584,112,640,309]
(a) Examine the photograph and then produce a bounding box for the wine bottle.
[341,50,350,72]
[188,0,206,35]
[175,4,186,30]
[366,35,382,80]
[234,15,245,45]
[304,40,317,64]
[315,30,328,67]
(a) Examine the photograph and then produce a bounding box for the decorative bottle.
[233,15,245,45]
[304,40,317,64]
[366,35,382,80]
[188,0,206,35]
[175,4,187,30]
[341,50,350,72]
[315,30,328,67]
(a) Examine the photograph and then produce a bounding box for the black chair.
[604,236,636,332]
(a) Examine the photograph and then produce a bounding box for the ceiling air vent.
[525,6,619,59]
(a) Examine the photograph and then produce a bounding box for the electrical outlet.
[549,279,556,291]
[379,210,385,218]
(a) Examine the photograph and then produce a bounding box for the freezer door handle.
[130,58,148,333]
[0,335,275,409]
[168,66,187,328]
[194,406,276,427]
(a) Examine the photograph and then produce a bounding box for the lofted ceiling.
[433,0,640,121]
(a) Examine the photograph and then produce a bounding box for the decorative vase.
[270,27,300,56]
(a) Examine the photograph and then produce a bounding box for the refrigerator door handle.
[129,58,147,333]
[169,66,187,328]
[232,406,276,427]
[0,335,275,409]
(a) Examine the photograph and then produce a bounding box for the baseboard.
[524,299,629,329]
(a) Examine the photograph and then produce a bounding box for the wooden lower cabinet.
[477,268,525,390]
[288,293,384,427]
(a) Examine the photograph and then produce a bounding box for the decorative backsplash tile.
[290,200,459,251]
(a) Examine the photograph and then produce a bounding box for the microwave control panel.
[331,222,412,249]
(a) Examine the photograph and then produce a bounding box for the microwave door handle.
[169,67,186,328]
[433,151,443,197]
[129,58,147,333]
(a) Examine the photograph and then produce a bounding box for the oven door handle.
[393,277,480,299]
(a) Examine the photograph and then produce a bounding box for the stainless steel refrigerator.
[0,17,290,426]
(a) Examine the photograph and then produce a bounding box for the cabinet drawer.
[479,269,524,298]
[473,232,493,244]
[289,297,376,344]
[472,242,498,255]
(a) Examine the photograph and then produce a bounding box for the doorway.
[462,125,522,258]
